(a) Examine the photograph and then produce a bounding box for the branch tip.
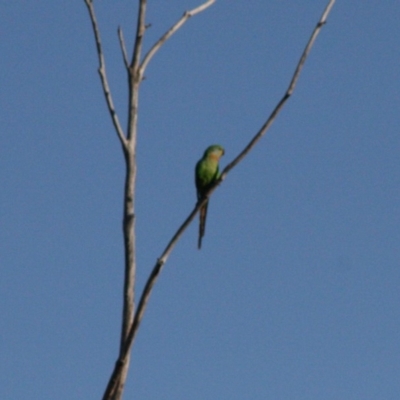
[118,26,129,69]
[140,0,216,75]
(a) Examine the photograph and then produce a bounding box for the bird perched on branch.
[195,144,225,249]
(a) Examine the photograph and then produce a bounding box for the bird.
[195,144,225,249]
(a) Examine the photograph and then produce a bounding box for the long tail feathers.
[198,201,209,249]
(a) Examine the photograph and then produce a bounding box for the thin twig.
[118,27,129,69]
[221,0,335,177]
[84,0,128,151]
[130,0,147,71]
[288,0,335,95]
[139,0,216,77]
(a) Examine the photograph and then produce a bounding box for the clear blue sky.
[1,1,399,399]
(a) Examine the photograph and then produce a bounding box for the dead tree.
[83,1,336,399]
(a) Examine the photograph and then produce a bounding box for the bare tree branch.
[221,0,335,177]
[117,6,149,381]
[101,1,336,398]
[288,0,335,95]
[84,3,135,398]
[130,0,147,71]
[101,198,205,399]
[118,0,148,357]
[139,0,216,76]
[83,0,128,151]
[118,27,129,70]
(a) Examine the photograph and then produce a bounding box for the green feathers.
[195,145,225,249]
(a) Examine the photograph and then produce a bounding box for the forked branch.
[139,0,216,77]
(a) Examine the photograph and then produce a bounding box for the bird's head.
[203,144,225,160]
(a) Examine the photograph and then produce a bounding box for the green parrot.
[195,144,225,249]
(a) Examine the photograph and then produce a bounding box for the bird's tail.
[198,201,209,249]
